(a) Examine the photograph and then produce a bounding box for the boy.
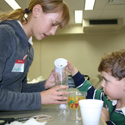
[66,49,125,125]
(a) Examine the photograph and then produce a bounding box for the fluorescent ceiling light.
[85,0,95,10]
[5,0,21,10]
[75,10,83,23]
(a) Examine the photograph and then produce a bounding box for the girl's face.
[31,5,62,40]
[101,71,125,100]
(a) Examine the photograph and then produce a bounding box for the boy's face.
[101,71,125,100]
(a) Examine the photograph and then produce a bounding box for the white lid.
[59,104,67,109]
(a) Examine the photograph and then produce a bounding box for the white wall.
[27,27,125,80]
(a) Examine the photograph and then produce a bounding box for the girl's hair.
[98,49,125,80]
[0,0,70,29]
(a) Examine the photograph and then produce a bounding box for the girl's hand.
[40,85,69,104]
[45,70,56,89]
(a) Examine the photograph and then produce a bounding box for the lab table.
[0,104,106,125]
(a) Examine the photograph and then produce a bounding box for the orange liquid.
[68,96,86,109]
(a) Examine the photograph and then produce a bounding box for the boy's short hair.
[98,49,125,80]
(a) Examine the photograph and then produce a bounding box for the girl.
[0,0,70,111]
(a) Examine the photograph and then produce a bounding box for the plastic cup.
[79,99,103,125]
[68,91,87,122]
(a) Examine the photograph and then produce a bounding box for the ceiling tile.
[16,0,30,8]
[94,0,107,10]
[104,4,125,10]
[0,0,12,12]
[83,10,103,19]
[119,10,125,18]
[101,10,122,19]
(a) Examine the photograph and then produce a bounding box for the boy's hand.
[65,61,78,76]
[101,107,110,122]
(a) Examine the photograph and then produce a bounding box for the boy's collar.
[112,100,117,106]
[112,100,125,116]
[121,107,125,116]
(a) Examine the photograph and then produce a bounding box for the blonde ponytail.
[0,8,28,23]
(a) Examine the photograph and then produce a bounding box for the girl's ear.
[32,4,42,18]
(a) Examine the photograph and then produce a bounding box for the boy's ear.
[123,78,125,91]
[123,82,125,91]
[32,4,42,18]
[122,78,125,91]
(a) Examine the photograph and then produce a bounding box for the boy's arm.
[72,71,98,99]
[72,71,86,88]
[106,121,116,125]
